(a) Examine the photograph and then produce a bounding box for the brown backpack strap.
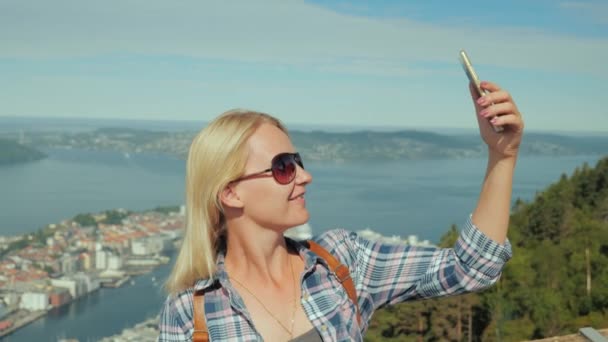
[193,290,209,342]
[307,240,362,326]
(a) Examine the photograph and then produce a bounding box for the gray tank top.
[289,328,323,342]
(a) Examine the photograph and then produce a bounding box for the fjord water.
[1,148,603,242]
[0,148,604,341]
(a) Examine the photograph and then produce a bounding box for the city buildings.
[0,209,183,337]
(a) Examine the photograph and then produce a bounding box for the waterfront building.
[95,250,107,270]
[160,230,181,241]
[73,273,100,294]
[99,316,159,342]
[19,292,49,311]
[407,235,419,246]
[49,288,72,308]
[357,228,434,247]
[357,228,407,245]
[1,292,18,308]
[131,237,166,256]
[50,277,88,298]
[107,255,123,270]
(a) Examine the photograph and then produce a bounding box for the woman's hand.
[471,81,524,159]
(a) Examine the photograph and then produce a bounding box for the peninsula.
[0,139,46,166]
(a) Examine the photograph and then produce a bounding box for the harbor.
[0,310,48,338]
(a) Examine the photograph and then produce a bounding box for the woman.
[158,81,524,341]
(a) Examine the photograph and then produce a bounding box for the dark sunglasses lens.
[272,154,297,184]
[294,153,304,169]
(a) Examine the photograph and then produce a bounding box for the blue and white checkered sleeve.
[333,215,512,312]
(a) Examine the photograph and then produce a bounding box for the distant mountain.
[0,139,46,165]
[294,130,608,160]
[8,127,608,161]
[290,130,481,161]
[521,132,608,155]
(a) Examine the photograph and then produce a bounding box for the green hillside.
[366,156,608,341]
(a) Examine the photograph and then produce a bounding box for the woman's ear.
[219,184,244,209]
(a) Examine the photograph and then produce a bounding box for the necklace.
[229,253,297,339]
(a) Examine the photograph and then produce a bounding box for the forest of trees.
[366,156,608,341]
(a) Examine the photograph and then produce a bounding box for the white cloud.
[0,0,606,77]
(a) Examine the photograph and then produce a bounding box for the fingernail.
[477,97,486,105]
[480,109,489,117]
[490,117,498,124]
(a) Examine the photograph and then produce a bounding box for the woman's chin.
[295,210,310,226]
[282,211,310,231]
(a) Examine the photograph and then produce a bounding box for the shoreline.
[0,310,48,338]
[0,262,168,339]
[0,202,181,341]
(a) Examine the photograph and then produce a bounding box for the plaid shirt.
[158,215,512,341]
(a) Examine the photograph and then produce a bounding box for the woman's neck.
[224,221,293,286]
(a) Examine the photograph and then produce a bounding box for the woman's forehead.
[246,124,294,163]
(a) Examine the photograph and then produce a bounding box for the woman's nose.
[296,165,312,185]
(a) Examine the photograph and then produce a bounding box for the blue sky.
[1,0,607,133]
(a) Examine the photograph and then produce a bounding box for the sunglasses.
[234,152,304,185]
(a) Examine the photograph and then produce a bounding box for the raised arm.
[470,81,524,244]
[316,225,512,327]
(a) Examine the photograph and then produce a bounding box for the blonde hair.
[165,109,287,295]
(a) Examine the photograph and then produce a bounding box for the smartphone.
[459,49,503,133]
